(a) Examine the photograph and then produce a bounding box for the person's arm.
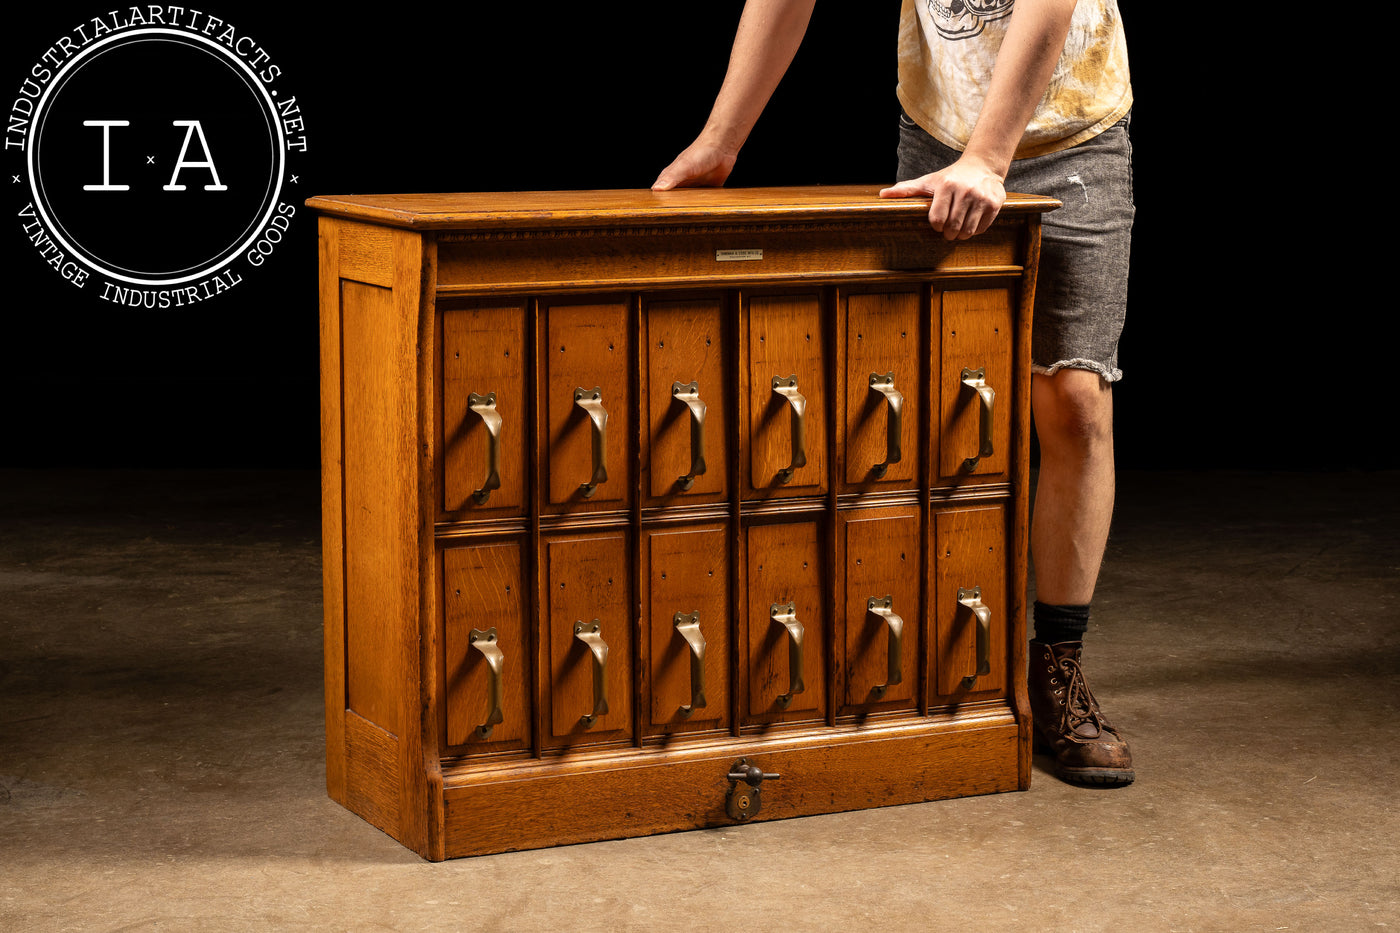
[652,0,817,190]
[879,0,1078,239]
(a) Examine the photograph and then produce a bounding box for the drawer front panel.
[542,532,632,743]
[541,299,631,511]
[930,503,1008,699]
[937,288,1013,482]
[642,297,729,503]
[842,289,921,488]
[744,519,827,723]
[442,301,528,515]
[443,541,530,751]
[744,292,827,497]
[643,524,731,733]
[839,507,920,713]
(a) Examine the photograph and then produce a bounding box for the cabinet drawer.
[641,296,729,504]
[443,541,531,751]
[743,519,827,723]
[642,524,731,734]
[540,298,631,511]
[441,301,529,516]
[936,288,1013,483]
[540,532,632,744]
[839,506,920,714]
[743,292,827,497]
[842,289,920,489]
[929,503,1008,699]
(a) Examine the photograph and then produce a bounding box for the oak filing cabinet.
[308,186,1057,860]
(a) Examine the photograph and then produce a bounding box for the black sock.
[1032,601,1090,645]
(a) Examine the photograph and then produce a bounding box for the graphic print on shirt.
[929,0,1014,41]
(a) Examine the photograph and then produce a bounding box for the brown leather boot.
[1028,641,1135,786]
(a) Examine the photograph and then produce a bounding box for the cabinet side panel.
[343,710,402,838]
[319,217,347,802]
[340,279,417,738]
[1012,219,1038,787]
[337,222,395,287]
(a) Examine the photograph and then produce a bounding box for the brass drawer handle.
[866,595,904,696]
[957,587,992,688]
[960,368,995,471]
[672,610,707,717]
[770,375,807,484]
[573,619,610,725]
[466,392,503,504]
[671,380,708,491]
[573,387,609,498]
[467,627,505,738]
[868,372,903,477]
[770,601,805,708]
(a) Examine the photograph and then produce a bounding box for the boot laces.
[1058,656,1112,739]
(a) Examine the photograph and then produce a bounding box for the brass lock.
[725,758,780,821]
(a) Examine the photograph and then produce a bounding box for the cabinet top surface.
[305,185,1059,231]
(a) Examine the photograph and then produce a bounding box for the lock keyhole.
[724,758,780,821]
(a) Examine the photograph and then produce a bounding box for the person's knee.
[1033,369,1114,450]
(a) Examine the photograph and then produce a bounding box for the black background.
[5,5,1384,471]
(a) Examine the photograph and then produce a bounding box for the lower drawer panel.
[931,503,1009,700]
[541,532,633,745]
[443,541,531,752]
[743,519,827,725]
[642,524,731,736]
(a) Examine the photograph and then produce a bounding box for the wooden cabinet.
[310,186,1056,860]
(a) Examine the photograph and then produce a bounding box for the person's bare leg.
[1031,368,1115,605]
[1027,367,1134,785]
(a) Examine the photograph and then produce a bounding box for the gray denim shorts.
[896,111,1135,382]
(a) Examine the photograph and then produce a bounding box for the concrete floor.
[1,469,1396,932]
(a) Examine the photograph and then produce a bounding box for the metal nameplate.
[715,248,763,262]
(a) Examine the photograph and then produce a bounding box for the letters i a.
[81,119,228,192]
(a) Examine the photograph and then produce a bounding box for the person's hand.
[652,142,738,190]
[879,157,1006,240]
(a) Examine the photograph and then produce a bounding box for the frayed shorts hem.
[1032,359,1123,383]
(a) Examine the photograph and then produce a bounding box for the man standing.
[655,0,1136,786]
